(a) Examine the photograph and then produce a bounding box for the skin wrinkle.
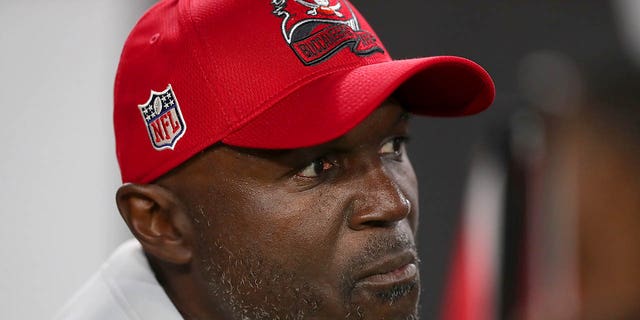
[138,101,421,319]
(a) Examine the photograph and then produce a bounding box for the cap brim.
[223,56,495,149]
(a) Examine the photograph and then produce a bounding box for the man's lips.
[355,250,418,286]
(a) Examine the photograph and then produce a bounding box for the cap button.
[149,33,161,44]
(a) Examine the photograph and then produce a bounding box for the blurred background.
[1,1,638,319]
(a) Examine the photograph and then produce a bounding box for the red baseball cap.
[114,0,495,183]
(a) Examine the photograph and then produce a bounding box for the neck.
[145,253,226,320]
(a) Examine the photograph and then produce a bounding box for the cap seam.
[182,0,230,125]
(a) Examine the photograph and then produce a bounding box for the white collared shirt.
[54,239,183,320]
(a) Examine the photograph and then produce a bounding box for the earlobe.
[116,183,193,265]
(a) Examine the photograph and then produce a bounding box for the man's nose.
[347,164,411,231]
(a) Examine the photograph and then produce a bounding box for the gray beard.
[194,206,420,320]
[195,205,323,320]
[201,244,323,320]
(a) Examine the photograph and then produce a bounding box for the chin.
[347,279,421,320]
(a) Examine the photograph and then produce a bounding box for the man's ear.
[116,183,193,264]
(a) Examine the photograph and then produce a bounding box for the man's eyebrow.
[383,110,411,133]
[398,111,412,124]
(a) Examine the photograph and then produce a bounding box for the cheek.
[189,186,351,317]
[195,184,345,272]
[259,192,346,271]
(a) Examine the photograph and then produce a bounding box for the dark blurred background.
[353,1,639,319]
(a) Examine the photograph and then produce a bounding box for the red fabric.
[114,0,495,183]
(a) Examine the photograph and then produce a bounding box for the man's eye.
[379,137,407,158]
[296,158,335,178]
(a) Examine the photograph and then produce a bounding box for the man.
[56,0,494,319]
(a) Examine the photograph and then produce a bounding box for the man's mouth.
[354,250,419,288]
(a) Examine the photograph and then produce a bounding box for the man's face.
[160,100,420,319]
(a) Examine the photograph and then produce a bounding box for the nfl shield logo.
[138,84,187,150]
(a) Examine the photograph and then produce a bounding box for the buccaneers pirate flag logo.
[138,85,186,151]
[272,0,383,65]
